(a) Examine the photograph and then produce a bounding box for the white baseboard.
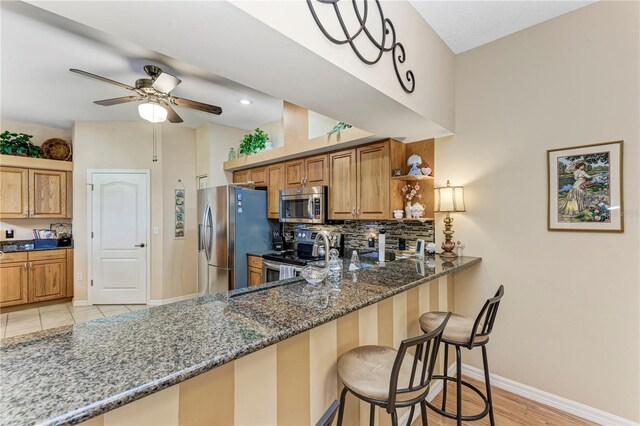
[461,363,638,426]
[147,293,198,306]
[399,363,456,425]
[72,299,90,307]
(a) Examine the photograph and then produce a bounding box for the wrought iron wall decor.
[307,0,415,93]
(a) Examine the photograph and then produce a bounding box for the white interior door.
[91,171,149,304]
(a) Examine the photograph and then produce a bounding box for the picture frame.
[547,140,623,232]
[174,187,186,239]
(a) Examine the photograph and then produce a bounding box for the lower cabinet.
[247,255,263,287]
[0,255,29,307]
[0,249,72,308]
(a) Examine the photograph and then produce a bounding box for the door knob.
[135,243,146,248]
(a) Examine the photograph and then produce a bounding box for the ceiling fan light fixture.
[138,100,167,123]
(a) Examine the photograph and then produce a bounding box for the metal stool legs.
[426,344,495,426]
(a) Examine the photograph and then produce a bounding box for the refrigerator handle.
[204,204,212,261]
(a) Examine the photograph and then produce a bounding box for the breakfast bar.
[0,256,481,426]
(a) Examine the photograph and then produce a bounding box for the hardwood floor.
[411,376,596,426]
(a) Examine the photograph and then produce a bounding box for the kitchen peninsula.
[0,256,480,426]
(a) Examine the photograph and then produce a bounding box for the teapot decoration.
[410,203,426,219]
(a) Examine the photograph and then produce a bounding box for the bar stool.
[419,285,504,426]
[336,313,451,426]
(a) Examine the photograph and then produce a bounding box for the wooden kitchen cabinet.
[267,163,285,219]
[328,149,357,220]
[0,166,29,218]
[356,142,390,220]
[249,167,268,186]
[247,255,263,287]
[284,159,304,187]
[0,249,70,308]
[0,253,29,307]
[285,154,328,188]
[29,169,68,218]
[233,169,249,183]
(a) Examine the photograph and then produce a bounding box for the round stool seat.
[419,311,488,345]
[337,345,424,402]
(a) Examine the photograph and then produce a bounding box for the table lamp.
[434,180,466,259]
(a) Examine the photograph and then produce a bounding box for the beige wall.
[72,122,197,302]
[0,120,74,241]
[258,119,284,149]
[196,122,247,187]
[232,1,455,134]
[436,1,639,421]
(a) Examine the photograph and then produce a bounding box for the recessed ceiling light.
[238,99,253,105]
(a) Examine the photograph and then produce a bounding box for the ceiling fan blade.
[69,68,135,91]
[169,96,222,115]
[152,72,181,93]
[162,103,183,123]
[94,96,144,106]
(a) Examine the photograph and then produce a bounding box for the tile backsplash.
[284,220,435,251]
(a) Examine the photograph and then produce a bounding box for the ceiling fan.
[69,65,222,123]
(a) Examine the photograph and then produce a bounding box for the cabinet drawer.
[247,255,263,269]
[0,252,28,263]
[28,249,66,261]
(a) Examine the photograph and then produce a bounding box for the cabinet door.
[305,154,328,187]
[329,149,357,220]
[233,169,249,183]
[284,159,304,188]
[248,267,263,287]
[0,262,29,307]
[249,167,268,186]
[29,169,67,218]
[356,142,390,220]
[0,166,29,218]
[29,258,67,302]
[267,163,285,219]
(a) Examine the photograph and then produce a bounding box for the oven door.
[279,193,324,223]
[262,261,303,283]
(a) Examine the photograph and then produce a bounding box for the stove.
[261,231,343,282]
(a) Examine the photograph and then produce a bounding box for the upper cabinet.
[0,167,29,218]
[329,142,390,220]
[328,149,357,220]
[267,163,284,219]
[29,169,68,218]
[0,161,72,219]
[285,154,328,188]
[233,169,249,184]
[356,142,390,220]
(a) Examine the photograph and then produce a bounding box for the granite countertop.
[0,240,73,253]
[0,256,481,426]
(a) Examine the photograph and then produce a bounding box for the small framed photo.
[547,141,623,232]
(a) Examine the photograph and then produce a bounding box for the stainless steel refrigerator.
[198,185,271,295]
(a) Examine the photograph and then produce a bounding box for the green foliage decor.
[0,131,43,158]
[239,128,269,155]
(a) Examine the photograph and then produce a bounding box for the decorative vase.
[405,202,412,218]
[393,210,404,219]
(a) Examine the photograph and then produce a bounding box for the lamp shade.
[434,180,466,213]
[138,100,167,123]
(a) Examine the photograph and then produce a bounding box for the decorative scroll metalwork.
[307,0,415,93]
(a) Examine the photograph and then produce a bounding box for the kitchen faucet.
[312,231,331,266]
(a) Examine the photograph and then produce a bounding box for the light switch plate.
[77,273,83,281]
[153,226,159,235]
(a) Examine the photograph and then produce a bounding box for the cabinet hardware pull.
[351,207,356,219]
[29,262,33,271]
[357,206,360,218]
[30,210,34,216]
[23,210,28,217]
[23,262,28,271]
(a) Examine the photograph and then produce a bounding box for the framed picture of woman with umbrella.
[547,140,623,232]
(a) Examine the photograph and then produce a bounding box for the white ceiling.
[410,0,597,54]
[0,2,283,130]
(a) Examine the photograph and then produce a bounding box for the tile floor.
[0,303,149,339]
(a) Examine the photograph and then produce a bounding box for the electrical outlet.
[77,273,83,281]
[5,229,14,239]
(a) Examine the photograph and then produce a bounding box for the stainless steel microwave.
[279,186,327,224]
